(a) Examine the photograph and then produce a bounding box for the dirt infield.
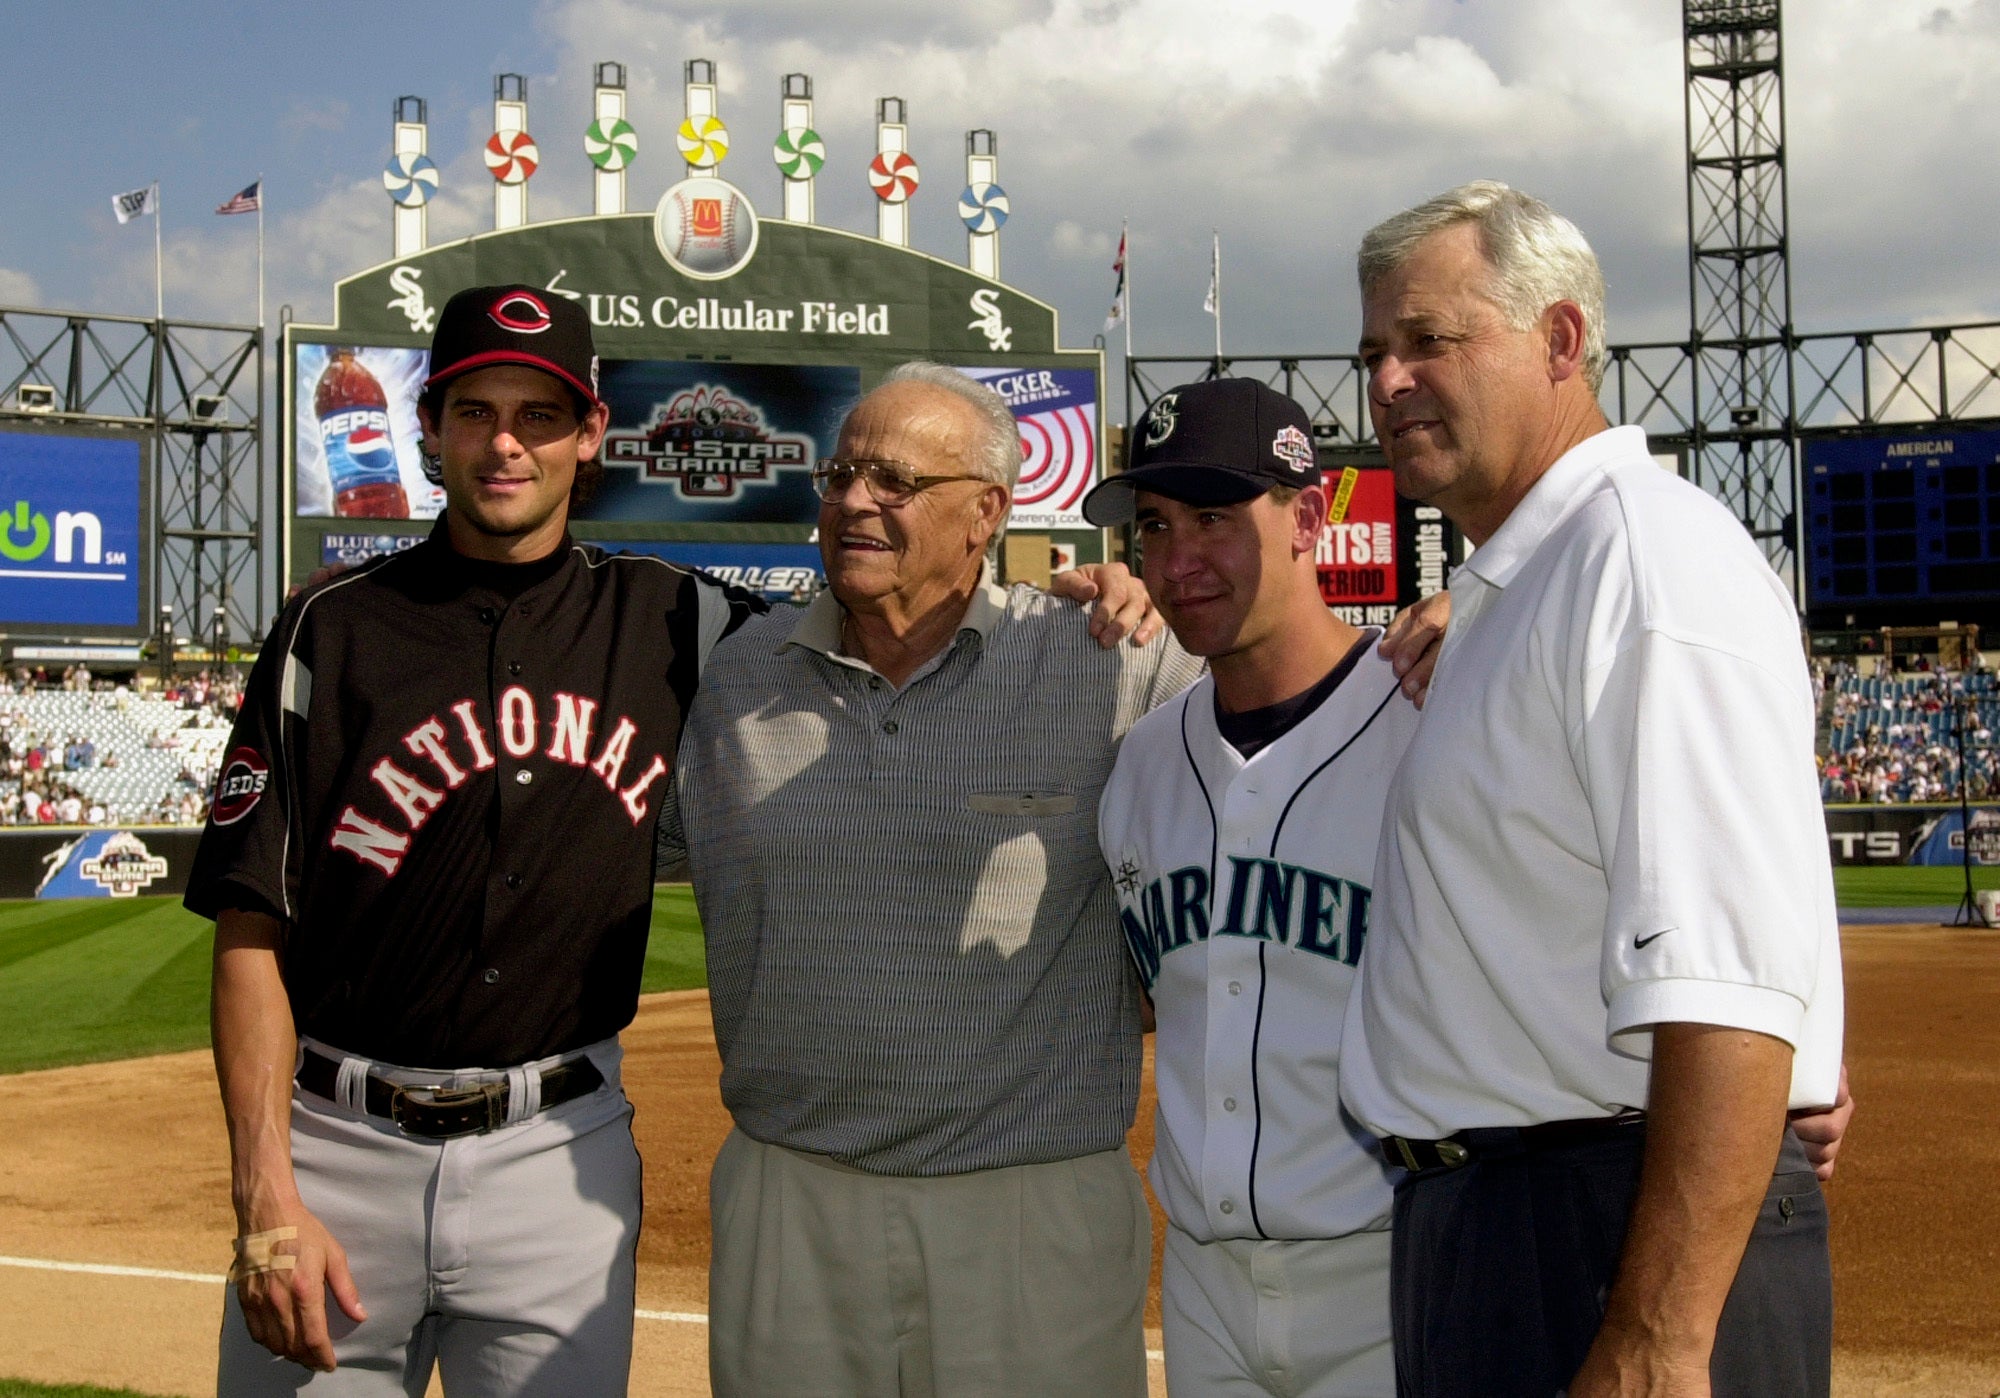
[0,926,1994,1396]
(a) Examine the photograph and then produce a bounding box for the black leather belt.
[297,1046,604,1140]
[1381,1110,1646,1173]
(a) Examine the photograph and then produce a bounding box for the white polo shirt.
[1340,426,1844,1141]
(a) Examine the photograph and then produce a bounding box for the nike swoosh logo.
[1634,928,1674,950]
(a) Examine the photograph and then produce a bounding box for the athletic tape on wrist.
[227,1226,299,1283]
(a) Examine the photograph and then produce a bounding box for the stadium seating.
[1819,664,1999,804]
[0,673,240,826]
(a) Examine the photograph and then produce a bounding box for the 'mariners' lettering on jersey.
[329,689,667,876]
[1116,858,1371,988]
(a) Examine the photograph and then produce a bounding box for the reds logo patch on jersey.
[210,747,270,826]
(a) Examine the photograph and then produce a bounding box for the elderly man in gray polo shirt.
[671,361,1202,1397]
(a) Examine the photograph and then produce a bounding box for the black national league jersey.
[186,532,763,1068]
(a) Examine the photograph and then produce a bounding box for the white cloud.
[71,0,2000,379]
[0,268,41,308]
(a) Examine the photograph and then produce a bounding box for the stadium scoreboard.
[1805,426,2000,626]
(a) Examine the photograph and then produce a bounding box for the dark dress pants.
[1390,1125,1830,1398]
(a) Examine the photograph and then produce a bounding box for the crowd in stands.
[1817,660,2000,804]
[0,665,243,826]
[0,649,1988,827]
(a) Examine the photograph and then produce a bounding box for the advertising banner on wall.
[0,827,204,899]
[959,367,1098,530]
[1311,465,1453,627]
[0,427,148,634]
[1822,803,2000,865]
[295,345,442,520]
[296,348,853,527]
[313,532,822,599]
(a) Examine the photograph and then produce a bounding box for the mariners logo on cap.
[1144,391,1179,447]
[488,290,553,334]
[1272,424,1314,476]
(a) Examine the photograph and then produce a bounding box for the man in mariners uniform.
[186,285,764,1394]
[1090,377,1416,1396]
[1340,181,1846,1397]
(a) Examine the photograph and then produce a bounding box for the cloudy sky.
[5,0,1998,399]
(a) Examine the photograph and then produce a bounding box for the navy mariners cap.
[1082,378,1320,527]
[424,284,603,409]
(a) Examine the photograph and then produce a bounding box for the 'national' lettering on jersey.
[330,690,667,877]
[181,532,764,1069]
[1117,858,1370,989]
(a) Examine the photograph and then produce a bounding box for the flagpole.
[256,175,266,333]
[1122,219,1133,361]
[153,182,164,322]
[1211,231,1222,368]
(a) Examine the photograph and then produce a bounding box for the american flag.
[215,181,261,216]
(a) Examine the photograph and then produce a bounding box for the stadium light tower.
[1683,0,1799,594]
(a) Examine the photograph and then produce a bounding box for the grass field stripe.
[0,1254,222,1284]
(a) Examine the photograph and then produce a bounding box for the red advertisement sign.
[1315,467,1397,613]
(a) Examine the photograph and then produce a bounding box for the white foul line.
[0,1253,221,1285]
[0,1254,1165,1357]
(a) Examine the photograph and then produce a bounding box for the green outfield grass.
[0,869,1991,1077]
[0,1382,174,1398]
[1832,863,1998,906]
[0,885,707,1076]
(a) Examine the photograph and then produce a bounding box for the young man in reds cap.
[187,284,767,1394]
[1090,377,1423,1396]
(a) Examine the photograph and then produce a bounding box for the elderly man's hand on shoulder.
[1049,562,1165,648]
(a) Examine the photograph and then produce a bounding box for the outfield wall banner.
[1823,803,2000,865]
[0,827,204,899]
[959,367,1098,530]
[0,427,148,634]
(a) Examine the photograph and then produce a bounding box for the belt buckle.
[389,1080,506,1139]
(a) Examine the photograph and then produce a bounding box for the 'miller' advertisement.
[295,347,855,525]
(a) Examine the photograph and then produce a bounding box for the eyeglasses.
[810,458,996,506]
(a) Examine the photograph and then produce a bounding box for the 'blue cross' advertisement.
[0,430,145,629]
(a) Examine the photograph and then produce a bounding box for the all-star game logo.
[78,831,171,898]
[602,385,813,499]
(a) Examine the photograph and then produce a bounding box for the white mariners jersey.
[1098,644,1418,1242]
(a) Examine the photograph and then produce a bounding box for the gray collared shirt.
[668,568,1203,1175]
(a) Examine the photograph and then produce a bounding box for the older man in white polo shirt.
[1340,182,1847,1397]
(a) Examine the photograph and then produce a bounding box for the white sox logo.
[211,747,271,826]
[329,688,667,877]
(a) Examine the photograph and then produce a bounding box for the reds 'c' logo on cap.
[488,290,553,334]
